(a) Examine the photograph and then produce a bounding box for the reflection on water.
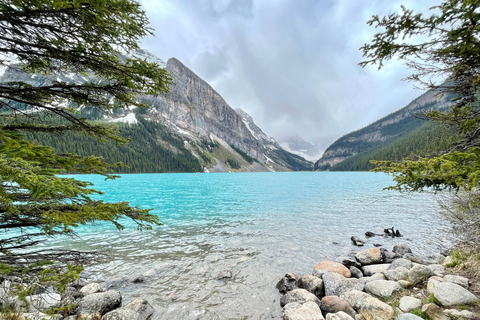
[50,172,452,319]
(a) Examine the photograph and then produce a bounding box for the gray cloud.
[140,0,440,145]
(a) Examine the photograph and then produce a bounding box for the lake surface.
[52,172,452,319]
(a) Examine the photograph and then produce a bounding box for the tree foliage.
[361,0,480,191]
[0,0,171,294]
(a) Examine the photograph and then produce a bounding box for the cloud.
[139,0,440,145]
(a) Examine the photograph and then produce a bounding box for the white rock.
[433,282,479,306]
[399,296,422,312]
[283,301,325,320]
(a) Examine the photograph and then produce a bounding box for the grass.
[410,308,433,320]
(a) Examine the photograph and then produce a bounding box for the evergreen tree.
[0,0,171,295]
[361,0,480,191]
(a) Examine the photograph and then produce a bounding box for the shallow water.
[50,172,451,319]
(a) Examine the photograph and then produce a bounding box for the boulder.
[283,301,324,320]
[388,258,412,270]
[24,292,62,312]
[336,256,361,269]
[314,261,351,278]
[380,249,399,263]
[397,280,412,288]
[358,273,386,287]
[422,303,450,320]
[320,296,357,318]
[349,266,363,279]
[355,248,382,265]
[444,309,475,319]
[77,290,122,316]
[399,296,422,312]
[443,274,469,289]
[397,314,424,320]
[392,243,412,257]
[100,277,128,291]
[102,299,154,320]
[280,289,321,308]
[351,236,365,246]
[427,264,445,276]
[80,283,102,296]
[322,272,364,297]
[217,270,233,280]
[364,280,401,298]
[383,267,409,281]
[407,265,434,284]
[340,290,371,310]
[426,277,442,294]
[340,291,393,320]
[21,312,60,320]
[433,282,479,306]
[361,264,390,276]
[404,253,445,265]
[325,311,355,320]
[276,273,298,294]
[298,274,324,298]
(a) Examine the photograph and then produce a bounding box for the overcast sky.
[139,0,439,147]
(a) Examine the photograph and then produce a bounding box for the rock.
[422,303,450,320]
[341,290,393,320]
[283,301,324,320]
[102,309,141,320]
[443,274,469,289]
[442,256,454,266]
[397,314,424,320]
[427,277,442,295]
[355,248,382,265]
[102,299,154,320]
[217,270,233,280]
[433,282,479,306]
[77,290,122,316]
[21,312,61,320]
[320,296,357,318]
[326,311,355,320]
[399,296,422,312]
[80,283,102,296]
[349,266,363,279]
[314,261,351,278]
[336,256,361,269]
[383,267,409,281]
[404,253,445,265]
[130,275,145,284]
[280,288,321,308]
[388,258,412,270]
[408,265,434,284]
[100,277,128,291]
[358,273,386,287]
[351,236,365,246]
[364,280,401,298]
[276,273,298,294]
[361,264,390,276]
[298,274,324,298]
[24,292,62,312]
[322,272,364,297]
[392,243,412,257]
[380,249,399,263]
[397,280,412,288]
[427,264,445,276]
[444,309,475,319]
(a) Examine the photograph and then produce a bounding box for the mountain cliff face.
[314,90,451,171]
[1,52,312,172]
[278,135,324,162]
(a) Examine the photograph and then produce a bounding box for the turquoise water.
[53,172,451,319]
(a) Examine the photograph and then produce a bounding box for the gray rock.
[100,277,128,291]
[80,283,102,296]
[340,290,393,320]
[433,282,479,306]
[443,274,469,289]
[339,290,371,310]
[380,249,399,263]
[335,256,361,269]
[276,273,298,294]
[392,243,412,257]
[325,311,355,320]
[404,253,445,265]
[397,314,424,320]
[364,280,401,298]
[427,264,445,276]
[422,303,450,320]
[280,288,321,308]
[388,258,412,270]
[24,292,61,312]
[399,296,422,312]
[427,277,442,295]
[21,312,61,320]
[383,266,409,281]
[444,309,476,319]
[355,248,382,265]
[408,265,434,284]
[320,296,357,318]
[361,264,390,276]
[77,290,122,315]
[217,270,233,280]
[283,301,324,320]
[358,273,386,287]
[322,272,364,297]
[298,274,324,298]
[123,299,155,320]
[102,309,140,320]
[349,266,363,279]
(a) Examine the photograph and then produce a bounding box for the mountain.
[0,52,312,173]
[278,135,325,162]
[314,90,454,171]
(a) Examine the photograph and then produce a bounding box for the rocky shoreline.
[276,243,479,320]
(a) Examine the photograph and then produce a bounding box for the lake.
[52,172,452,319]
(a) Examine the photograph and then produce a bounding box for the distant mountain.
[278,135,324,162]
[0,52,313,173]
[314,90,454,171]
